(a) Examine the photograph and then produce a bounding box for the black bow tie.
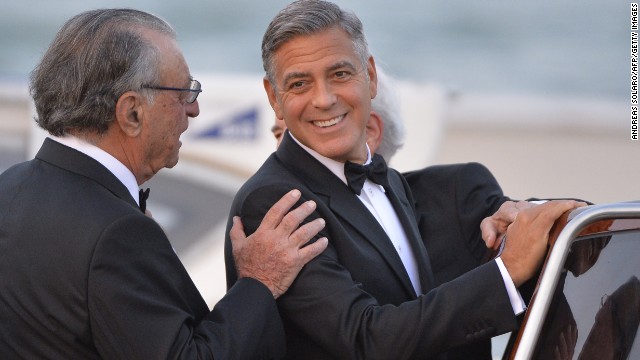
[344,153,389,195]
[139,188,150,213]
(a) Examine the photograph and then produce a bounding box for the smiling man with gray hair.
[225,1,583,359]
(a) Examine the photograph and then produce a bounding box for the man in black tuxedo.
[273,68,515,288]
[271,69,517,359]
[0,9,328,359]
[225,1,582,359]
[272,70,513,289]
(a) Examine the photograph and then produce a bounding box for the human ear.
[264,77,283,120]
[114,91,144,137]
[367,56,378,100]
[366,111,384,154]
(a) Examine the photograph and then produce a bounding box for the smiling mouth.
[313,115,344,128]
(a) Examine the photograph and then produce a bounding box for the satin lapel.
[385,171,436,293]
[276,133,417,296]
[327,191,418,297]
[36,138,139,209]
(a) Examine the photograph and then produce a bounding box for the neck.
[287,131,370,165]
[80,129,146,185]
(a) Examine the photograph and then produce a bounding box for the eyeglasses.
[142,79,202,103]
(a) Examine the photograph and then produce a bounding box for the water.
[0,0,628,100]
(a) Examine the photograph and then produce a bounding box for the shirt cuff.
[496,257,527,315]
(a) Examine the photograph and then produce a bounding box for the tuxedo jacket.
[404,163,509,286]
[0,138,284,359]
[404,163,510,360]
[225,132,518,360]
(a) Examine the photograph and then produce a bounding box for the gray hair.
[29,8,176,136]
[262,0,369,88]
[372,68,405,162]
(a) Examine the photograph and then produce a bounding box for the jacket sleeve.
[89,213,285,359]
[454,162,510,262]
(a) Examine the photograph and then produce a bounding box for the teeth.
[313,115,343,128]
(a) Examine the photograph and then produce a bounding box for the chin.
[319,143,360,162]
[166,158,179,168]
[163,152,180,169]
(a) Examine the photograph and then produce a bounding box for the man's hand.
[480,201,538,250]
[230,189,328,299]
[553,322,577,360]
[500,200,585,287]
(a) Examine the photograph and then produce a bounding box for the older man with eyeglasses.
[0,8,327,359]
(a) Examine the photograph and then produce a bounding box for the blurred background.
[0,1,635,357]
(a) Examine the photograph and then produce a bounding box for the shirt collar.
[49,135,141,205]
[288,132,372,186]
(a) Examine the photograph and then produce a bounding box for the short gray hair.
[30,9,176,136]
[262,0,369,88]
[372,68,405,162]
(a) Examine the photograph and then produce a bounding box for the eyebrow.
[170,75,194,89]
[282,71,309,88]
[281,60,359,88]
[328,60,358,74]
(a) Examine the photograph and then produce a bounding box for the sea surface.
[0,0,629,101]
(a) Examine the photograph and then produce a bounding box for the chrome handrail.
[513,202,640,360]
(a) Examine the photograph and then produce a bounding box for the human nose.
[186,99,200,118]
[310,80,337,109]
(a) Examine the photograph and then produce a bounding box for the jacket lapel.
[36,138,139,210]
[276,132,421,297]
[386,173,435,293]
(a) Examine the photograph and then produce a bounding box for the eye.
[290,81,305,89]
[286,80,309,93]
[334,70,351,81]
